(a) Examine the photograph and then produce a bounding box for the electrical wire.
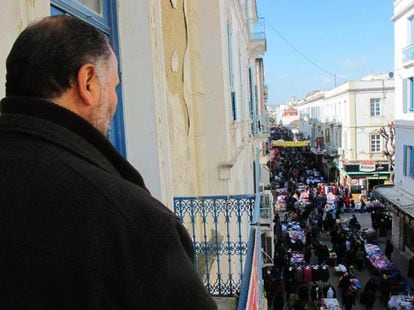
[265,20,348,83]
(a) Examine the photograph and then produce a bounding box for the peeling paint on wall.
[170,0,178,9]
[171,50,179,72]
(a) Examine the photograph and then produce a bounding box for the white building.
[375,0,414,256]
[297,75,394,194]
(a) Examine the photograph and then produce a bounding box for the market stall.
[320,298,341,310]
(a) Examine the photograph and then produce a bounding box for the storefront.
[374,185,414,254]
[332,159,390,198]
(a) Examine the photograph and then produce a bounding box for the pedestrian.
[342,289,356,310]
[380,274,391,305]
[360,289,376,310]
[354,246,365,271]
[0,16,216,309]
[385,239,394,260]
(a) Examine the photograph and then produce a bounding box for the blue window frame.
[403,77,414,113]
[410,16,414,45]
[50,0,126,157]
[404,145,414,178]
[227,22,237,121]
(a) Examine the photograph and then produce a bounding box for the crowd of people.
[263,126,409,310]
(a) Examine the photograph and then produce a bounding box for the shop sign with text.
[359,160,376,172]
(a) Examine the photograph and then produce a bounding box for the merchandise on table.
[387,294,414,310]
[289,250,305,267]
[320,298,341,310]
[365,243,396,272]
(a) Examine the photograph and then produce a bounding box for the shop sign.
[359,160,376,172]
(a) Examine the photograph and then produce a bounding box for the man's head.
[5,15,119,135]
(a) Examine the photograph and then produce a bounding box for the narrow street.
[268,209,414,310]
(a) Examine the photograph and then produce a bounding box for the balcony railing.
[174,194,263,307]
[174,194,256,296]
[237,193,263,310]
[252,114,270,136]
[403,44,414,63]
[247,17,265,41]
[247,18,266,57]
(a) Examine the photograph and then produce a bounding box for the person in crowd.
[0,15,216,309]
[380,274,391,305]
[338,272,351,298]
[263,267,276,308]
[385,239,394,260]
[354,246,365,271]
[408,256,414,277]
[342,288,356,310]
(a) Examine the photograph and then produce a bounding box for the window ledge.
[403,60,414,68]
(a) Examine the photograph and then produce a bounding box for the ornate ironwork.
[174,195,255,296]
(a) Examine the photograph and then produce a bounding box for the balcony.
[247,17,266,58]
[252,114,270,136]
[326,145,339,157]
[403,44,414,65]
[259,190,274,229]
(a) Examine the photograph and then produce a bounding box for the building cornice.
[392,2,414,21]
[395,119,414,129]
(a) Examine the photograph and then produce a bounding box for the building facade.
[375,0,414,256]
[297,75,394,196]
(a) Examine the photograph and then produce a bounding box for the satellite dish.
[389,72,394,78]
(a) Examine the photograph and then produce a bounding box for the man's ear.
[77,63,100,107]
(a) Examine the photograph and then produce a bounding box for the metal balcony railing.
[403,44,414,63]
[247,17,266,41]
[252,114,270,136]
[174,194,257,297]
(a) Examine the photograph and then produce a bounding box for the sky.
[256,0,395,106]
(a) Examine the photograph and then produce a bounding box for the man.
[0,16,216,309]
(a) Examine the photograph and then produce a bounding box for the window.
[76,0,102,15]
[370,134,381,152]
[226,22,236,121]
[325,128,330,143]
[404,145,414,177]
[403,77,414,112]
[370,98,381,116]
[410,16,414,45]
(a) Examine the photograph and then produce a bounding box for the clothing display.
[387,295,414,310]
[312,265,321,282]
[303,265,312,283]
[324,286,336,299]
[311,285,324,301]
[365,243,397,272]
[321,265,330,282]
[320,298,341,310]
[295,267,304,283]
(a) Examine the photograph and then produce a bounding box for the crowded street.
[264,126,414,310]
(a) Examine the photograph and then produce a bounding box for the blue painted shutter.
[403,79,408,113]
[411,146,414,178]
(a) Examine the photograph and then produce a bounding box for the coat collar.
[0,96,148,191]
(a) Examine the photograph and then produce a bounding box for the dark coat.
[0,97,217,310]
